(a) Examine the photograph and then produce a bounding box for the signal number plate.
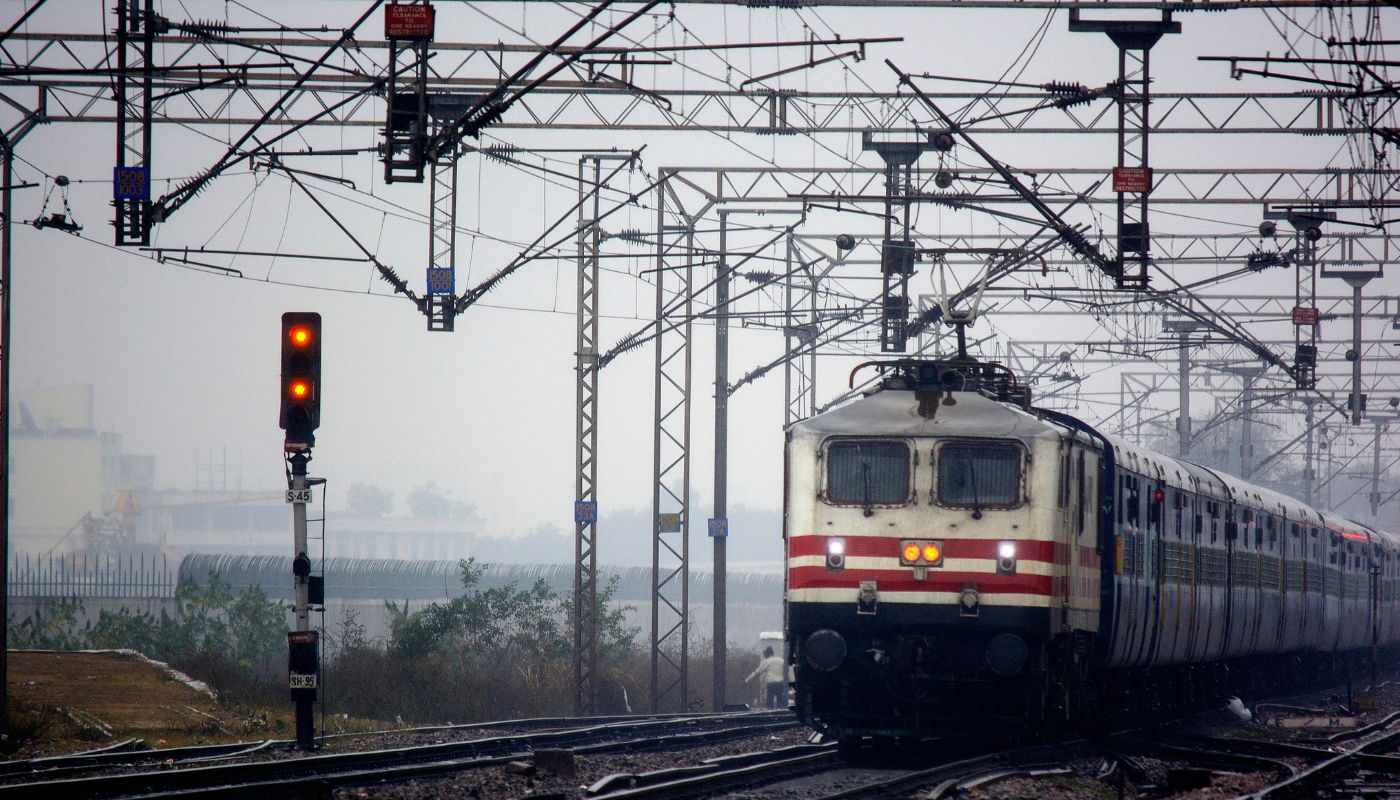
[286,488,313,504]
[289,673,318,689]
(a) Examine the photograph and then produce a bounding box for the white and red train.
[785,359,1400,741]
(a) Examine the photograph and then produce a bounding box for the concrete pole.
[713,213,728,712]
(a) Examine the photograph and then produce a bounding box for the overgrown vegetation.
[7,571,290,708]
[8,559,764,727]
[323,558,642,722]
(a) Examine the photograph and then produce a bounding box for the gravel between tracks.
[332,728,814,800]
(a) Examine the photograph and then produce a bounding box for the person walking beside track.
[746,646,786,709]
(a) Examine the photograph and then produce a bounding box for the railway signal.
[280,312,321,447]
[280,311,322,750]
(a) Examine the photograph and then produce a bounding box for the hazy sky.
[8,1,1397,543]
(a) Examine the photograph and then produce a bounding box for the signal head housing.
[280,312,322,445]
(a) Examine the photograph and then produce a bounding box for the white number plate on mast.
[286,488,313,504]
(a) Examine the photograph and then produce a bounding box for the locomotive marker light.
[280,312,322,750]
[899,539,944,580]
[996,540,1017,576]
[897,540,944,566]
[825,537,846,571]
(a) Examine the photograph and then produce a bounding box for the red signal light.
[290,380,310,399]
[290,326,311,346]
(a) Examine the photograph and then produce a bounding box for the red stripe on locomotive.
[789,566,1055,596]
[788,536,1057,563]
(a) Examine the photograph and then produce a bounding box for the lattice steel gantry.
[113,0,154,247]
[651,174,696,713]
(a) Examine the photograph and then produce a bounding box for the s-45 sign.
[286,488,313,504]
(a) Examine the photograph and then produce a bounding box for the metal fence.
[8,552,177,598]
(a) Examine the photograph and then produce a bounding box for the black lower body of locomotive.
[789,601,1051,741]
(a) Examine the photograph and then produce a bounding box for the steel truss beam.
[0,28,1380,138]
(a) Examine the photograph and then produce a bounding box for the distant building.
[8,384,153,556]
[143,497,479,560]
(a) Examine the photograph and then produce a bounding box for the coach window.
[937,440,1024,510]
[824,440,912,508]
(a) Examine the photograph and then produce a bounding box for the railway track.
[1243,715,1400,800]
[0,710,797,800]
[0,709,726,781]
[603,704,1400,800]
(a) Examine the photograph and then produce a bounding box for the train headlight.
[903,544,920,562]
[997,540,1017,575]
[922,544,941,563]
[826,537,846,571]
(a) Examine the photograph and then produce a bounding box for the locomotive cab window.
[824,440,912,506]
[936,441,1024,508]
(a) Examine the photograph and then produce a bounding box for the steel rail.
[1243,714,1400,799]
[588,744,839,800]
[0,711,796,800]
[0,710,752,778]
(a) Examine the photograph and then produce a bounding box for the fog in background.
[9,0,1388,565]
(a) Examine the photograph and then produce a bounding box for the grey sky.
[9,1,1396,546]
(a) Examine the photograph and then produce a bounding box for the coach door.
[1066,448,1100,633]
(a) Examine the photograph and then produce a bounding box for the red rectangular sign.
[385,4,435,39]
[1293,306,1319,326]
[1113,166,1153,193]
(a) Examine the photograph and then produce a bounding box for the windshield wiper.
[861,453,875,517]
[968,458,983,520]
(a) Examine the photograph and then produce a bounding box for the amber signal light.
[899,539,944,567]
[280,312,322,445]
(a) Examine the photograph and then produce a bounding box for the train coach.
[785,358,1400,743]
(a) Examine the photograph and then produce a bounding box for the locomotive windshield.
[937,441,1022,508]
[826,441,911,505]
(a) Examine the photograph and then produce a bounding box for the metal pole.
[1371,420,1384,517]
[1304,398,1315,507]
[1349,277,1369,425]
[1241,373,1254,479]
[713,212,728,712]
[290,453,312,748]
[0,137,11,730]
[574,156,601,716]
[1173,326,1191,457]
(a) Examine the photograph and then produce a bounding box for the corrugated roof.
[179,555,783,604]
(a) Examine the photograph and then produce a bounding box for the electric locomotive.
[785,358,1400,742]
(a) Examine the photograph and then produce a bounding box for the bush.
[8,571,290,708]
[322,558,643,724]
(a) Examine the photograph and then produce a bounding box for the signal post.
[280,312,322,749]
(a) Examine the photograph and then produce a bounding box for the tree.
[407,482,452,519]
[387,558,569,661]
[347,483,394,517]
